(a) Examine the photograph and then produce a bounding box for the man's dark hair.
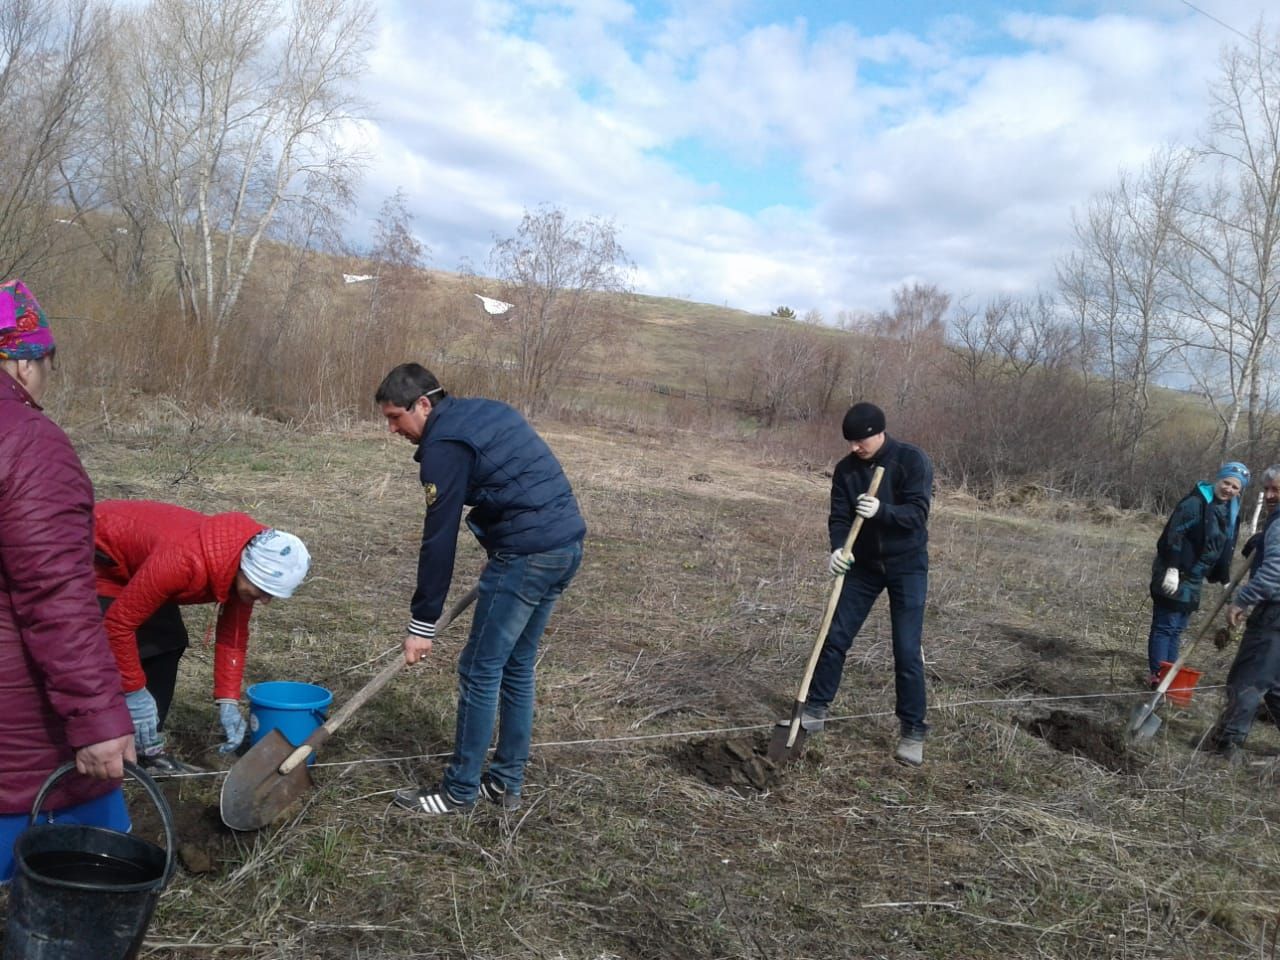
[375,363,447,408]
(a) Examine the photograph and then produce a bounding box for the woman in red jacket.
[94,501,310,771]
[0,280,135,881]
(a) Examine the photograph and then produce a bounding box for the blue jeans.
[442,541,582,802]
[1147,605,1189,676]
[806,554,929,739]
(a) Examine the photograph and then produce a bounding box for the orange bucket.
[1156,661,1202,707]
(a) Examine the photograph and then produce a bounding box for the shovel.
[220,585,478,831]
[1126,569,1244,741]
[768,465,885,764]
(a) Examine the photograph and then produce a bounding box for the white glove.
[125,688,164,756]
[828,549,852,576]
[855,494,881,519]
[1160,567,1179,597]
[217,699,248,754]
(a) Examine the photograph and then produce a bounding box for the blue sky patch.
[656,138,809,212]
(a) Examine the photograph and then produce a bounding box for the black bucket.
[3,761,176,960]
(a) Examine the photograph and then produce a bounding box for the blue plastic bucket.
[246,682,333,765]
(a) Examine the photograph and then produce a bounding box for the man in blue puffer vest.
[376,363,585,814]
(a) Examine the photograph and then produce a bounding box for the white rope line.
[159,683,1233,781]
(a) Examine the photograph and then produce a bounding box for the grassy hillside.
[5,406,1274,959]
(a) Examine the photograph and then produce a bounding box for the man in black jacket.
[808,402,934,766]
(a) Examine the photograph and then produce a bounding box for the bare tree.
[0,0,108,278]
[941,294,1095,492]
[364,187,427,323]
[1058,148,1189,469]
[489,205,634,413]
[744,326,821,425]
[1171,24,1280,458]
[103,0,373,363]
[873,282,949,411]
[370,189,427,277]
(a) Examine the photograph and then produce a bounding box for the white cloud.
[358,0,1277,317]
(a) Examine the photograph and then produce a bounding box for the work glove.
[828,549,852,577]
[1160,567,1179,597]
[1213,625,1242,650]
[124,688,164,757]
[217,699,248,754]
[855,494,881,519]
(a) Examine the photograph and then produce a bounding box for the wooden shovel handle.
[796,465,885,704]
[278,584,479,775]
[783,465,885,747]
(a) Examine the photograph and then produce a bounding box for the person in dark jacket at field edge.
[804,402,933,767]
[1202,464,1280,759]
[0,279,135,882]
[377,363,586,815]
[1145,461,1248,688]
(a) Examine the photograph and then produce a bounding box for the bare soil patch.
[1028,709,1137,774]
[670,734,790,793]
[128,777,235,878]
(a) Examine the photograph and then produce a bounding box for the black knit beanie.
[842,402,886,441]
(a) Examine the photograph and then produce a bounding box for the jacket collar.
[413,394,455,463]
[0,368,40,410]
[869,434,897,465]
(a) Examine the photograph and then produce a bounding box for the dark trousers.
[807,553,929,738]
[98,597,189,728]
[1210,617,1280,749]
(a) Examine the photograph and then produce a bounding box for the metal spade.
[1127,570,1244,741]
[220,585,477,830]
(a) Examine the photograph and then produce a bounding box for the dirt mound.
[1028,710,1136,774]
[129,779,239,877]
[672,734,789,794]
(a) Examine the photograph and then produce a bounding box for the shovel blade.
[766,721,808,764]
[219,729,315,831]
[1126,701,1163,741]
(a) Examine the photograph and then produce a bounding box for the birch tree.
[105,0,372,363]
[1173,25,1280,457]
[1057,148,1189,470]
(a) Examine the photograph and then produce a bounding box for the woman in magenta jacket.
[0,280,135,882]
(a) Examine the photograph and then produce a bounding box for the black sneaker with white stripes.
[393,785,475,816]
[478,773,522,810]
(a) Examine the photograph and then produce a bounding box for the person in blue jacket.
[376,363,585,814]
[807,402,934,767]
[1145,461,1249,687]
[1203,464,1280,759]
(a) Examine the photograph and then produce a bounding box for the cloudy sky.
[354,0,1276,319]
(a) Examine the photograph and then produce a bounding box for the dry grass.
[7,404,1277,960]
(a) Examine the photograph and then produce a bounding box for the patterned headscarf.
[0,280,54,360]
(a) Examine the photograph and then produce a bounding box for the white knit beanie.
[240,530,310,599]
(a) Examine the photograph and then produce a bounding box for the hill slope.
[18,406,1274,960]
